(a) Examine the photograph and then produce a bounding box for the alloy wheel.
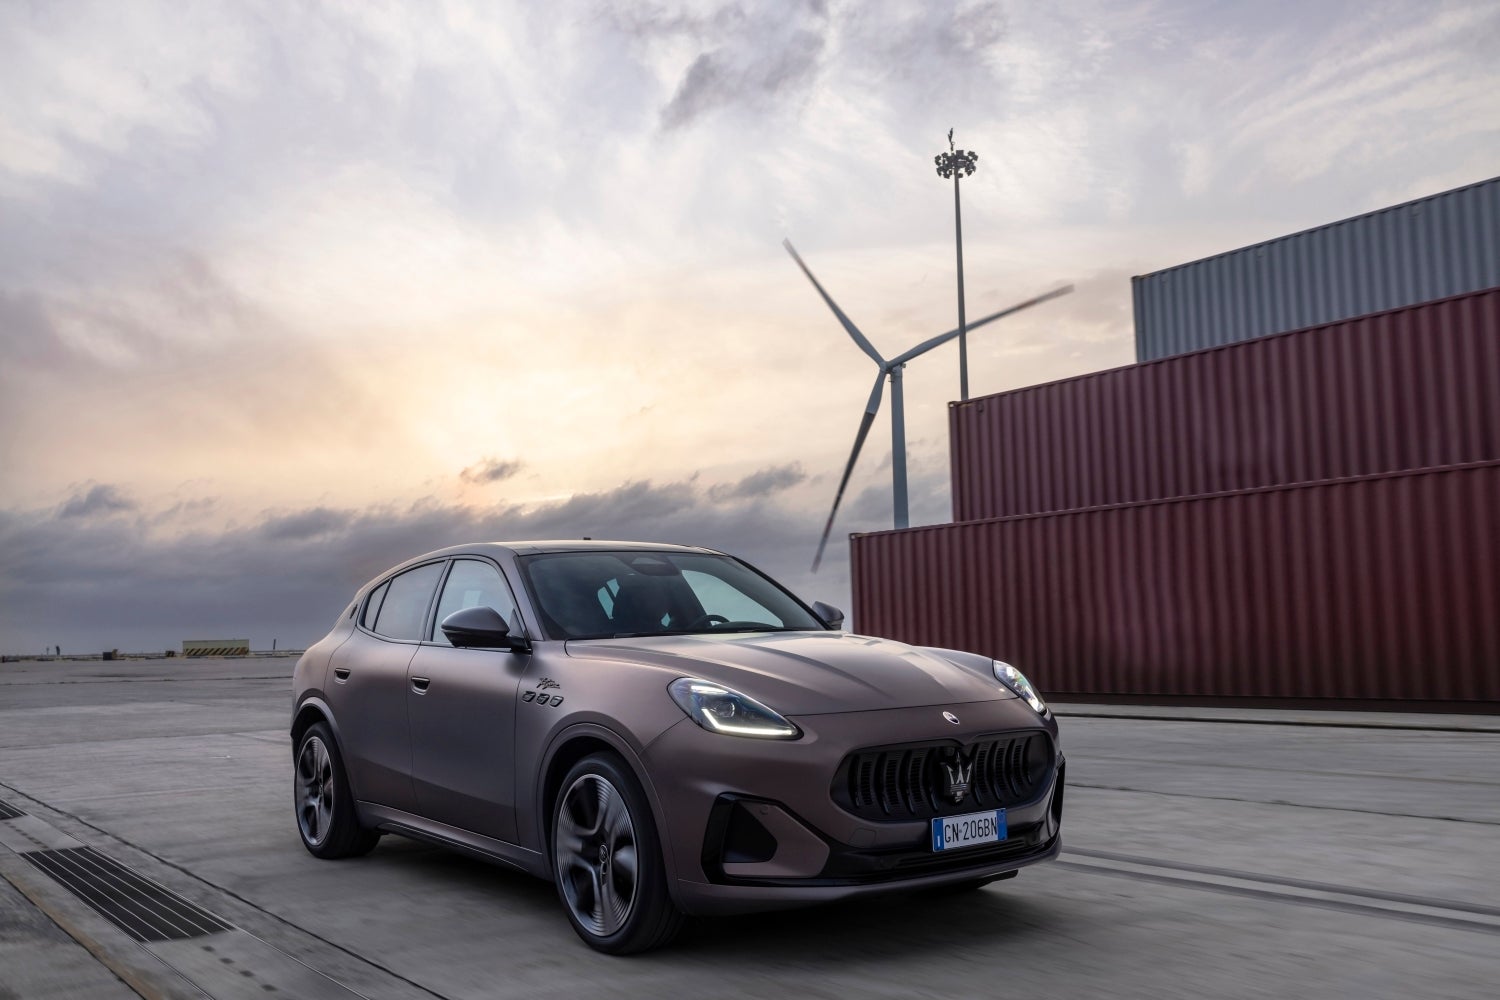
[554,773,639,937]
[296,735,334,847]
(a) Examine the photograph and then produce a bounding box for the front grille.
[835,731,1053,821]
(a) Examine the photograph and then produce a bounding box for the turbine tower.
[783,239,1072,571]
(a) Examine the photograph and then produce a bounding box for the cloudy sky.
[2,0,1497,653]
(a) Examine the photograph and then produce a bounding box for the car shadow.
[366,836,1059,962]
[675,884,1058,959]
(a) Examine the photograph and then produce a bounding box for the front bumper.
[642,697,1064,916]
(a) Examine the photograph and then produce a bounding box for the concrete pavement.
[2,656,1497,999]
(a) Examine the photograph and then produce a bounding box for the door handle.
[333,667,351,681]
[411,676,431,693]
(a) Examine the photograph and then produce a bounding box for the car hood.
[564,631,1013,715]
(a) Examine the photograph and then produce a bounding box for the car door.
[407,557,530,843]
[326,561,444,814]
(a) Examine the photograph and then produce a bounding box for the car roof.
[499,539,721,555]
[359,540,728,593]
[414,539,723,560]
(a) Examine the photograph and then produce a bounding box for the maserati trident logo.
[941,752,974,804]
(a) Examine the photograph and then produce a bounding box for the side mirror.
[812,601,845,630]
[441,606,524,650]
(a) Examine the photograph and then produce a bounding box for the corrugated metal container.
[1133,176,1500,360]
[852,461,1500,705]
[951,287,1500,521]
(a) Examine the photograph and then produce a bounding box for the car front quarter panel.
[512,646,694,857]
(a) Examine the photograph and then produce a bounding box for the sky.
[2,0,1497,654]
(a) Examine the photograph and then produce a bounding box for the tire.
[551,753,683,954]
[294,721,380,859]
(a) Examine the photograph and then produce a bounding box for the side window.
[361,581,390,629]
[431,559,523,644]
[371,563,444,641]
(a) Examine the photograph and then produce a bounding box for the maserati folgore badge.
[941,752,974,804]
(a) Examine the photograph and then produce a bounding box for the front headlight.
[993,660,1047,715]
[668,678,801,739]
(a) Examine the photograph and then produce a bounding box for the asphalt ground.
[1,656,1497,999]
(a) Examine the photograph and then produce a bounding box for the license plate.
[931,809,1007,852]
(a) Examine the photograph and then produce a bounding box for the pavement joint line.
[0,844,204,999]
[0,806,370,998]
[0,791,381,995]
[1052,709,1500,734]
[1065,846,1500,918]
[1069,780,1500,826]
[1055,857,1500,936]
[0,779,455,1000]
[1075,754,1500,788]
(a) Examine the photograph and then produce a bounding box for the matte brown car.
[291,541,1064,953]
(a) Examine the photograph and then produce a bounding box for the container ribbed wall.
[951,288,1500,522]
[852,462,1500,704]
[1133,176,1500,360]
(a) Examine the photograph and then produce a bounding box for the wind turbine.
[783,239,1072,571]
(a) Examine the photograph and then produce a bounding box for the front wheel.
[294,722,379,859]
[552,753,682,954]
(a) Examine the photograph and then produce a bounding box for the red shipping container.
[950,287,1500,521]
[852,461,1500,706]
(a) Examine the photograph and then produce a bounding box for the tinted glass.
[430,559,523,644]
[361,581,390,629]
[519,551,823,640]
[371,562,444,641]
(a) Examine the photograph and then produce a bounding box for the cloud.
[659,28,826,130]
[708,462,807,501]
[2,0,1498,657]
[258,507,349,542]
[57,483,135,519]
[460,458,525,485]
[0,464,951,653]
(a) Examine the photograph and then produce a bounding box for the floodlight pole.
[889,364,908,528]
[953,172,968,401]
[935,129,979,401]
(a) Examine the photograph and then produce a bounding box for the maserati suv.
[291,540,1063,953]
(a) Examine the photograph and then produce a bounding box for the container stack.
[850,182,1500,708]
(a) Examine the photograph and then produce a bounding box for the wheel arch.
[536,723,679,891]
[290,698,357,787]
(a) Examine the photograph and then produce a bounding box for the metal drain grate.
[0,799,25,820]
[23,846,234,943]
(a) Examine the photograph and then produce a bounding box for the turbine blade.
[812,373,886,573]
[890,284,1074,367]
[783,239,886,366]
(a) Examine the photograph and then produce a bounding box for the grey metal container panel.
[852,461,1500,705]
[950,287,1500,521]
[1133,176,1500,360]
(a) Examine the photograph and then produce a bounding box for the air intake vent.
[23,847,233,942]
[837,732,1052,821]
[0,799,25,820]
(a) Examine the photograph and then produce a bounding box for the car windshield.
[518,550,826,640]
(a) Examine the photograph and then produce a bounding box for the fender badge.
[943,711,960,725]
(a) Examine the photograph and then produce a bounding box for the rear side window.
[361,581,390,629]
[371,563,444,641]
